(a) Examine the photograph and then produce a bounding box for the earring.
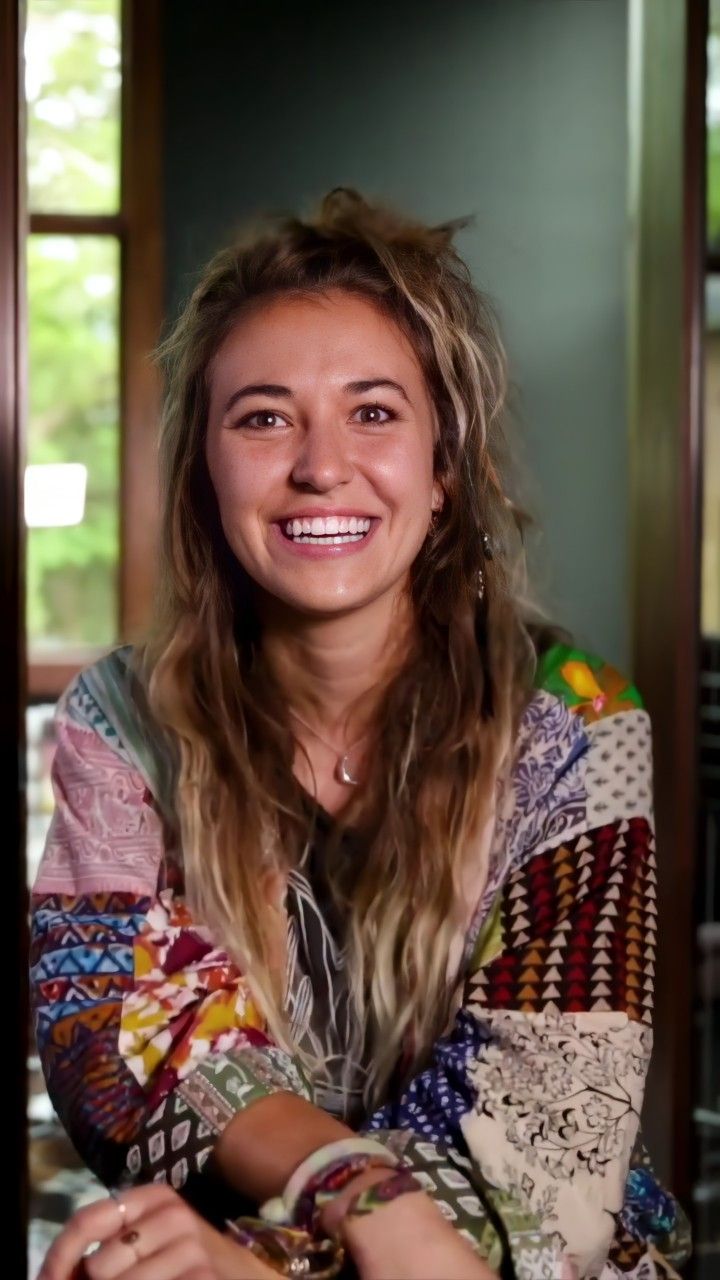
[477,529,493,602]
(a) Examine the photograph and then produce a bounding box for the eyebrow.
[223,378,410,415]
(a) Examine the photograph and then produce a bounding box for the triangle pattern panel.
[466,818,656,1024]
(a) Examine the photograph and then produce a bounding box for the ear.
[431,481,445,513]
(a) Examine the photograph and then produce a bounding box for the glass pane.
[25,0,121,215]
[26,234,120,651]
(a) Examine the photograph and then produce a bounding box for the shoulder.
[496,641,653,867]
[56,645,136,759]
[527,641,653,823]
[532,641,645,724]
[57,645,174,811]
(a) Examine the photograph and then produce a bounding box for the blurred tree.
[708,29,720,249]
[26,0,120,214]
[27,236,119,647]
[25,0,121,649]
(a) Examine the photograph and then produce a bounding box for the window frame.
[26,0,163,699]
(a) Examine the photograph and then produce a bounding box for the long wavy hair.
[144,188,554,1106]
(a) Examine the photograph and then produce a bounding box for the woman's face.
[205,288,443,620]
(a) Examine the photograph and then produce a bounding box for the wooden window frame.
[627,0,707,1211]
[2,1,29,1274]
[27,0,163,701]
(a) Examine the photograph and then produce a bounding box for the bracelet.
[297,1154,395,1233]
[260,1137,398,1227]
[225,1217,344,1279]
[345,1168,424,1218]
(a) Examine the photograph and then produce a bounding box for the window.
[24,0,162,699]
[23,4,162,1271]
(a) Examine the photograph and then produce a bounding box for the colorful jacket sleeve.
[367,646,690,1280]
[30,672,310,1201]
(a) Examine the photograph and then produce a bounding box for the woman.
[32,190,688,1280]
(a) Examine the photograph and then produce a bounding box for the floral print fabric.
[30,643,690,1278]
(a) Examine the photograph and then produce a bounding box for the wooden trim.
[26,0,164,683]
[120,0,163,641]
[27,653,107,702]
[0,0,28,1273]
[29,212,122,236]
[627,0,706,1206]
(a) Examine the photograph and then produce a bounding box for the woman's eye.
[236,410,286,430]
[354,403,397,425]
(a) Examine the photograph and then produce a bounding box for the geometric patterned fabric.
[29,642,691,1279]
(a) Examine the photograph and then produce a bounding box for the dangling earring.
[478,529,493,602]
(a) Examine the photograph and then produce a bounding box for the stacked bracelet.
[260,1137,398,1228]
[345,1168,424,1218]
[226,1145,425,1276]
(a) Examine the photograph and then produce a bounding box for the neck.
[259,589,415,737]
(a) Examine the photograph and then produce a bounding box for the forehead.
[209,288,426,387]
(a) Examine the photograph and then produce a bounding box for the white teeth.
[282,515,374,540]
[289,532,365,545]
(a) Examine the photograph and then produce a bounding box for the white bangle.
[260,1137,398,1225]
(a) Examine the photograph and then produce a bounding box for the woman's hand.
[337,1178,498,1280]
[37,1183,277,1280]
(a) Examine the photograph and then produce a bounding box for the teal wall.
[164,0,630,668]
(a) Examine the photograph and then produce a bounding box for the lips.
[270,512,379,557]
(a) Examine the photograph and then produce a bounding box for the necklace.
[287,707,369,786]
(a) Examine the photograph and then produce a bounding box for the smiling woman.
[30,189,689,1280]
[205,291,442,626]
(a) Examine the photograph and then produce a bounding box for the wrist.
[197,1216,275,1280]
[343,1196,497,1280]
[317,1165,399,1236]
[341,1190,442,1270]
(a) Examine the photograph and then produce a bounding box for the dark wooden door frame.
[0,0,28,1276]
[627,0,707,1212]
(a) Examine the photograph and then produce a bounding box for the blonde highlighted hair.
[144,189,553,1106]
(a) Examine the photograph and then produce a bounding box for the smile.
[281,515,373,545]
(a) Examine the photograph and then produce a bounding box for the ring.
[120,1228,142,1262]
[109,1189,127,1228]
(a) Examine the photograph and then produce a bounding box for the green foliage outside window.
[27,236,119,647]
[25,0,120,215]
[25,0,121,650]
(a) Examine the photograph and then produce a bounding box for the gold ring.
[120,1228,142,1263]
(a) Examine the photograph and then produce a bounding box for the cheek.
[370,439,435,516]
[206,443,261,530]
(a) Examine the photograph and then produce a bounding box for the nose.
[290,418,354,492]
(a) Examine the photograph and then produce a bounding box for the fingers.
[83,1199,207,1280]
[38,1183,275,1280]
[38,1185,180,1280]
[87,1237,211,1280]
